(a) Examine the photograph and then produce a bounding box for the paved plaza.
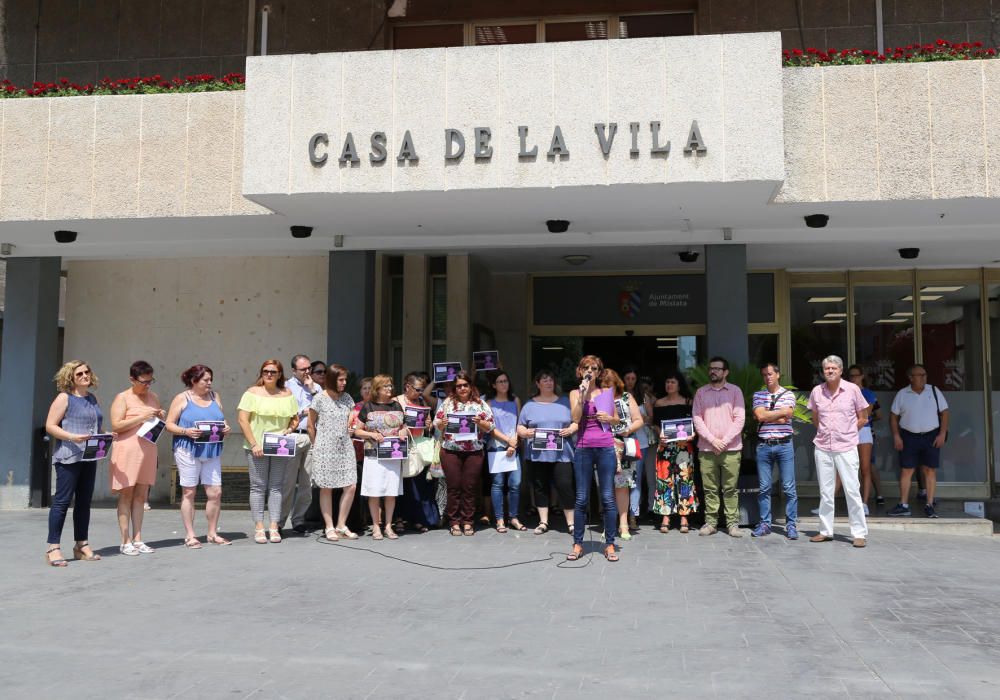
[4,507,1000,699]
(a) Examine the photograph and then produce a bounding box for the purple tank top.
[577,391,614,448]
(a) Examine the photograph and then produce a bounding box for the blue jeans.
[490,461,521,520]
[47,460,97,544]
[756,441,798,525]
[573,446,618,545]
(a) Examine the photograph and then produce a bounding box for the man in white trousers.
[807,355,869,548]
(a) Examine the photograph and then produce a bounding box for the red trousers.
[440,449,483,527]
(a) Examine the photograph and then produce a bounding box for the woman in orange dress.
[109,360,165,556]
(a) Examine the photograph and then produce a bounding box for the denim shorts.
[899,429,940,469]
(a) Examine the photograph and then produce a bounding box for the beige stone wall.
[779,60,1000,203]
[62,255,328,502]
[0,91,268,222]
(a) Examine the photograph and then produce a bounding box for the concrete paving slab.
[3,507,1000,699]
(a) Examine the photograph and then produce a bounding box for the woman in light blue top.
[166,364,232,548]
[44,360,104,567]
[487,371,525,533]
[517,370,578,536]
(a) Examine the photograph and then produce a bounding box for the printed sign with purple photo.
[531,428,564,452]
[194,421,226,444]
[445,412,478,441]
[377,437,408,460]
[81,433,114,461]
[137,418,166,444]
[403,406,430,429]
[262,432,296,457]
[473,351,500,372]
[432,362,463,384]
[660,418,694,443]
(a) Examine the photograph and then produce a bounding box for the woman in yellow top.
[237,359,300,544]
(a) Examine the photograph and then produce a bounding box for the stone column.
[705,245,748,366]
[446,254,471,366]
[0,257,61,509]
[402,254,428,375]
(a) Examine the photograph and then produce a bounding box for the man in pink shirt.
[692,356,745,537]
[807,355,869,548]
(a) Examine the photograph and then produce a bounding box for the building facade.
[2,2,1000,509]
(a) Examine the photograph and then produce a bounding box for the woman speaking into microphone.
[568,355,620,562]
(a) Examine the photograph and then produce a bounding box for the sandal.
[450,525,462,536]
[414,524,429,534]
[323,528,340,541]
[334,527,359,540]
[45,546,68,567]
[206,534,232,545]
[509,520,527,531]
[534,522,549,535]
[496,520,508,533]
[659,523,670,534]
[604,545,619,562]
[384,525,399,540]
[463,525,475,536]
[73,541,101,561]
[679,523,690,534]
[372,526,384,541]
[184,537,203,549]
[566,544,584,561]
[268,529,281,544]
[254,528,267,544]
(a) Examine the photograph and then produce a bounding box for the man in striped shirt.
[751,363,800,539]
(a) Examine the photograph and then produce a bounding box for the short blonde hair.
[370,374,394,400]
[54,360,99,393]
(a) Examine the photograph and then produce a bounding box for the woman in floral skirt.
[652,370,698,533]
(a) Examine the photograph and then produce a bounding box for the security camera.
[678,251,699,263]
[546,220,570,233]
[898,247,920,260]
[290,225,313,239]
[625,329,635,337]
[804,214,829,228]
[54,230,78,243]
[0,243,14,256]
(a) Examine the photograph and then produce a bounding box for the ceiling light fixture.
[807,296,846,303]
[920,286,964,293]
[541,346,564,351]
[812,319,843,325]
[876,318,907,324]
[900,295,942,302]
[823,313,847,318]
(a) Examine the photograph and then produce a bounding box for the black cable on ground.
[311,522,599,570]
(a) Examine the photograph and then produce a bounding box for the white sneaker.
[120,542,139,556]
[133,541,155,554]
[863,504,870,516]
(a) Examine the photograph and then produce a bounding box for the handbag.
[623,435,642,460]
[403,436,437,478]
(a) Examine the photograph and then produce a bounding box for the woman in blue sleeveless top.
[44,360,104,567]
[165,364,232,548]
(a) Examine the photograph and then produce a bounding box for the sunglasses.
[311,368,326,374]
[74,369,91,377]
[262,369,279,376]
[134,378,155,386]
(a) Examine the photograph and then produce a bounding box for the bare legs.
[368,496,396,538]
[615,487,630,535]
[117,484,149,544]
[180,486,198,540]
[858,443,873,505]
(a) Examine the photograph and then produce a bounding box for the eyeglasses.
[408,384,426,392]
[262,369,279,376]
[709,366,725,372]
[294,366,310,372]
[134,378,155,386]
[311,368,326,374]
[584,365,600,371]
[74,369,91,377]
